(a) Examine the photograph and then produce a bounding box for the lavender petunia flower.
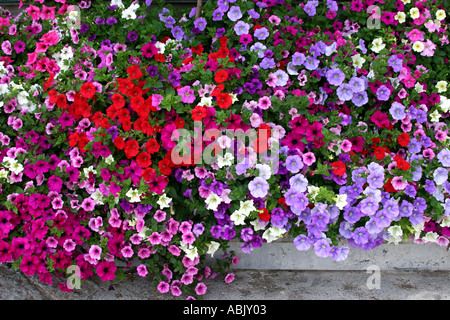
[304,1,318,16]
[259,57,275,69]
[303,56,319,70]
[351,91,368,107]
[194,17,207,31]
[285,155,303,173]
[171,26,184,40]
[404,185,417,198]
[254,27,269,40]
[399,200,413,217]
[389,102,406,120]
[247,9,260,19]
[336,83,354,101]
[425,179,437,194]
[227,6,242,21]
[360,196,380,216]
[234,20,249,36]
[291,52,306,66]
[313,239,331,258]
[376,85,391,101]
[367,170,384,189]
[437,149,450,167]
[294,234,311,251]
[212,8,224,21]
[344,207,361,224]
[326,68,345,86]
[289,173,308,192]
[352,227,370,245]
[348,77,365,92]
[248,177,269,198]
[433,167,449,185]
[388,55,403,73]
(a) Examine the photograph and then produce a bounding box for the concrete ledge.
[208,241,450,271]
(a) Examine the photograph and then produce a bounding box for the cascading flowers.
[0,0,449,299]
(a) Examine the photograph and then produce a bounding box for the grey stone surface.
[212,241,450,271]
[1,264,449,300]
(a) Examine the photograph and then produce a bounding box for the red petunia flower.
[374,146,385,160]
[80,81,96,99]
[214,69,228,84]
[116,78,134,95]
[191,105,207,122]
[146,138,160,154]
[124,139,139,159]
[136,151,152,168]
[331,161,346,176]
[215,92,232,109]
[191,44,204,55]
[258,208,271,222]
[158,158,172,176]
[113,136,125,150]
[155,53,165,62]
[397,132,410,147]
[111,93,125,109]
[126,65,143,80]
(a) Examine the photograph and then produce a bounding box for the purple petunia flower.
[389,102,406,120]
[293,234,311,251]
[194,17,207,31]
[248,177,269,198]
[351,91,368,107]
[326,68,345,86]
[234,20,250,36]
[336,83,353,101]
[437,149,450,167]
[388,55,403,73]
[127,31,138,42]
[254,27,269,40]
[352,227,370,245]
[433,167,449,185]
[303,56,319,70]
[376,85,391,101]
[227,6,242,21]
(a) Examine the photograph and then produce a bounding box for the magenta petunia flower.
[137,264,148,277]
[177,85,196,104]
[194,282,207,295]
[96,261,117,281]
[81,197,95,212]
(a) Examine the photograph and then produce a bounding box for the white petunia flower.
[230,209,247,225]
[205,193,223,211]
[126,189,142,203]
[207,241,220,257]
[262,227,285,243]
[371,38,385,53]
[157,193,172,209]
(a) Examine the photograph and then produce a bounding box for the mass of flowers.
[0,0,449,299]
